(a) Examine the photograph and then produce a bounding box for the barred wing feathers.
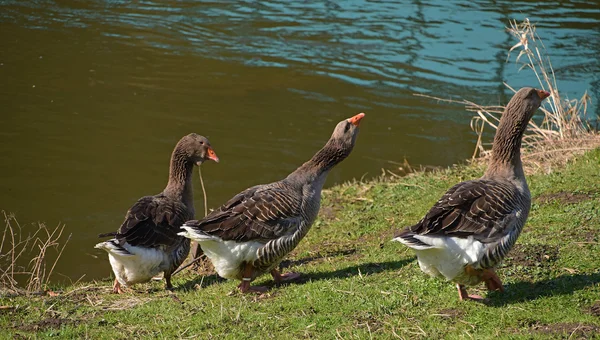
[184,184,303,242]
[113,195,190,249]
[397,179,522,248]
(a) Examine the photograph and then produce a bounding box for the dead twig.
[416,19,599,173]
[0,211,71,295]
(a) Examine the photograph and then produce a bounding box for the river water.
[0,0,598,283]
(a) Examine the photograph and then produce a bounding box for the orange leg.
[482,269,504,292]
[271,269,301,283]
[112,279,124,294]
[460,265,504,301]
[237,263,268,294]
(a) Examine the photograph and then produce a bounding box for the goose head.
[179,133,219,165]
[504,87,550,129]
[329,112,365,155]
[307,112,365,171]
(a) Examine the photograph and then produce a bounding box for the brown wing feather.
[187,183,303,242]
[405,179,521,243]
[115,194,191,249]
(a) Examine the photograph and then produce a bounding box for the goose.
[95,133,219,293]
[393,87,550,301]
[179,113,365,293]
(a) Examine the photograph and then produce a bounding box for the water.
[0,0,598,283]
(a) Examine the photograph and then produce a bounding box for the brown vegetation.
[416,18,600,174]
[0,211,71,296]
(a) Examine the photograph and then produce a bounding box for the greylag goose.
[179,113,365,293]
[95,133,219,293]
[393,87,550,301]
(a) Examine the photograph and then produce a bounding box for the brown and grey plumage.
[179,113,365,293]
[393,87,550,301]
[95,133,219,293]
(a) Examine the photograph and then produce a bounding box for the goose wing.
[114,195,190,249]
[185,184,303,242]
[398,179,523,246]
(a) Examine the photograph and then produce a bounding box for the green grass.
[2,149,599,339]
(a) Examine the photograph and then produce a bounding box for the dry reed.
[0,211,71,296]
[417,18,599,174]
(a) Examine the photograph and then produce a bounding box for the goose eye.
[200,141,204,145]
[344,123,350,132]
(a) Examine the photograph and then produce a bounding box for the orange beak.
[537,89,551,100]
[207,148,219,163]
[347,112,365,127]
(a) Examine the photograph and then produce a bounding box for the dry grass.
[0,211,71,296]
[417,18,600,174]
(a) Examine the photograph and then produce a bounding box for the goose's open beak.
[207,148,219,163]
[347,112,366,126]
[537,90,551,100]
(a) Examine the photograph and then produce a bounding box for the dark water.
[0,0,598,283]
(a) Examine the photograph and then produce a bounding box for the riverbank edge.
[1,148,599,339]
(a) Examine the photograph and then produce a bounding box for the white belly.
[107,244,170,286]
[201,240,265,280]
[412,235,486,283]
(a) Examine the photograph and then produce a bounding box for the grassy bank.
[1,149,599,339]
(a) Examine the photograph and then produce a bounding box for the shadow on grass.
[173,252,414,292]
[280,248,358,269]
[175,274,226,291]
[277,258,414,287]
[488,272,600,306]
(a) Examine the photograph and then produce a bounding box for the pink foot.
[112,279,125,294]
[463,294,485,301]
[271,269,302,283]
[457,284,485,302]
[482,269,505,292]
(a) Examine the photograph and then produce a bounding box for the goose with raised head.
[393,88,550,301]
[179,113,365,293]
[95,133,219,293]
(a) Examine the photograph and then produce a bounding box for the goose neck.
[164,150,195,209]
[484,115,526,181]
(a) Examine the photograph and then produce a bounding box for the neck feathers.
[289,139,349,183]
[164,148,195,208]
[484,100,530,180]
